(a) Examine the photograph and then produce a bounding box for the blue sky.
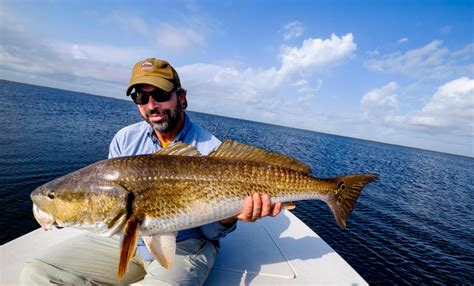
[1,0,473,156]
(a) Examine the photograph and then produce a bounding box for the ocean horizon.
[1,79,473,285]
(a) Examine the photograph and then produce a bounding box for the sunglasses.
[130,89,175,105]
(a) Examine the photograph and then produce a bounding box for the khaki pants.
[20,233,218,286]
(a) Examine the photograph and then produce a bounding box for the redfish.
[31,140,378,278]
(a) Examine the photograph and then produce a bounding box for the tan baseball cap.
[126,58,181,95]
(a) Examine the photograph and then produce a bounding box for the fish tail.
[326,173,378,229]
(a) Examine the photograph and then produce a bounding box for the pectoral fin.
[142,232,178,269]
[103,211,127,237]
[117,215,140,278]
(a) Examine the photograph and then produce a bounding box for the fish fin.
[210,140,310,174]
[142,232,178,269]
[326,174,378,229]
[117,215,140,279]
[154,142,201,156]
[103,211,127,237]
[282,202,296,210]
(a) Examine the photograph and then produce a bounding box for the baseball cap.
[126,58,181,95]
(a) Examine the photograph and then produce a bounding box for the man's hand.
[220,193,282,225]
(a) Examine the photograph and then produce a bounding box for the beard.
[143,100,183,133]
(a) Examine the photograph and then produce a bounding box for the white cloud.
[0,46,51,74]
[283,21,304,41]
[357,78,474,156]
[398,37,408,43]
[365,41,473,80]
[0,6,24,33]
[49,41,148,64]
[154,22,206,52]
[0,41,139,98]
[401,77,473,130]
[279,33,356,79]
[2,38,146,85]
[105,11,208,53]
[422,77,473,114]
[365,41,448,78]
[290,79,323,103]
[386,77,474,136]
[0,7,151,96]
[361,78,473,135]
[361,82,399,119]
[452,43,474,60]
[71,45,87,60]
[179,33,356,119]
[292,79,323,93]
[363,39,474,155]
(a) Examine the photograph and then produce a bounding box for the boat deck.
[1,210,367,285]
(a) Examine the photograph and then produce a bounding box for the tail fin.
[327,173,378,229]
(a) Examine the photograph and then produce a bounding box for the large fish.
[31,140,377,278]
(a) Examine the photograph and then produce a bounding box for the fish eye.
[47,190,56,199]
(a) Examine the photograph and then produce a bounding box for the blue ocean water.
[0,80,473,285]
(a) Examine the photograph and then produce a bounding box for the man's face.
[136,84,183,133]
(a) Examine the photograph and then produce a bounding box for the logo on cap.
[141,61,154,71]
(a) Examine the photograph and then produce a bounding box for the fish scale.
[100,155,337,234]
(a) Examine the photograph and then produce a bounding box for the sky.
[1,0,473,157]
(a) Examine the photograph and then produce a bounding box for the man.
[21,58,281,285]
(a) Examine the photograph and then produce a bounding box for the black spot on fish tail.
[326,173,378,229]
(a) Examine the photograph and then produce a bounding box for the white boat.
[1,210,367,285]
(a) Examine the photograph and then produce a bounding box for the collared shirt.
[108,113,236,261]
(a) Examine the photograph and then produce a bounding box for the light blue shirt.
[108,113,236,261]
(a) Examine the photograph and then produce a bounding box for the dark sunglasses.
[130,89,175,105]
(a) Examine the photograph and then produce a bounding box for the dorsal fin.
[154,141,201,156]
[209,140,310,174]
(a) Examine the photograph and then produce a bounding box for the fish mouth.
[33,204,59,230]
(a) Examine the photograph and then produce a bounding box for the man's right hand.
[220,193,282,225]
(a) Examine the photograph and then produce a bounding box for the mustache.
[145,109,169,116]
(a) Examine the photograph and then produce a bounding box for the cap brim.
[126,75,174,95]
